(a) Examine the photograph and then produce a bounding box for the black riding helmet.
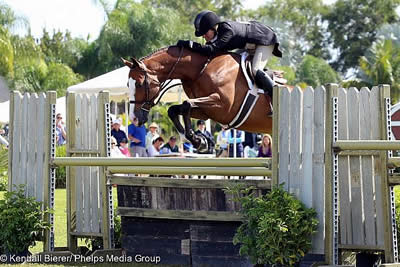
[194,10,220,37]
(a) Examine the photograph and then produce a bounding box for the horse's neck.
[144,50,208,82]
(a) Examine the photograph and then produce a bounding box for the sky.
[4,0,282,41]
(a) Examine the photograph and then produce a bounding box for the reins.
[129,46,211,111]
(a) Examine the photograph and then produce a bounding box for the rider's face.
[203,29,215,42]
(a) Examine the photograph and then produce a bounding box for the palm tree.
[358,39,400,102]
[0,26,14,78]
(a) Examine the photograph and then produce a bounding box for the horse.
[122,45,274,152]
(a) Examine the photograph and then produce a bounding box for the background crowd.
[109,116,272,159]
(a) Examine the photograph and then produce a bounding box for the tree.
[79,1,193,77]
[243,0,329,60]
[0,26,13,77]
[325,0,400,73]
[142,0,243,24]
[11,35,83,95]
[42,62,83,97]
[39,29,90,70]
[296,55,340,88]
[358,38,400,102]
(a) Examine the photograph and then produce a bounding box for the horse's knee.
[182,101,191,112]
[168,105,179,118]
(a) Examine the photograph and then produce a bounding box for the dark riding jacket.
[190,21,282,57]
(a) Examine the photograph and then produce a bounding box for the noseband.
[129,47,184,112]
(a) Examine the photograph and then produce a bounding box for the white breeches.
[251,45,274,76]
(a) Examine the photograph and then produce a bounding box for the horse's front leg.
[167,103,207,150]
[179,101,210,153]
[167,104,185,136]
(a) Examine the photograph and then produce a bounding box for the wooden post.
[379,84,396,263]
[324,84,338,265]
[98,91,113,249]
[66,92,78,253]
[272,85,280,186]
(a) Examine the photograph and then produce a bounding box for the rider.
[176,10,282,102]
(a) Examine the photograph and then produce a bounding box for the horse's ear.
[121,58,134,68]
[130,57,144,69]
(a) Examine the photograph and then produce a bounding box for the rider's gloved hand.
[176,40,193,49]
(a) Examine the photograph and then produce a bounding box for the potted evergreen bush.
[0,185,51,258]
[226,184,318,266]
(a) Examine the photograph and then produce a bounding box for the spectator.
[111,118,127,146]
[128,117,147,157]
[110,137,125,157]
[2,123,8,137]
[146,122,159,151]
[257,134,272,157]
[227,129,244,157]
[119,138,131,157]
[195,120,215,154]
[147,136,165,157]
[244,132,258,150]
[160,136,179,154]
[216,127,229,157]
[56,113,67,146]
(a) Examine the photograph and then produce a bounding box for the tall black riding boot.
[255,70,274,115]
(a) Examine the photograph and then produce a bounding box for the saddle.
[243,54,287,89]
[225,51,285,129]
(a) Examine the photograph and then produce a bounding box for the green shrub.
[0,185,52,253]
[56,145,66,188]
[0,175,7,191]
[225,184,318,266]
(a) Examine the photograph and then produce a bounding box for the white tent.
[67,66,186,103]
[68,67,130,101]
[56,96,66,119]
[0,101,9,123]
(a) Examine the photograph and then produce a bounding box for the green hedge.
[56,145,66,188]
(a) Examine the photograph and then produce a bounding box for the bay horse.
[122,45,273,152]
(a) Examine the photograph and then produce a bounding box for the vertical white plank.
[19,94,29,191]
[279,87,291,189]
[359,87,376,246]
[348,87,364,245]
[302,87,314,208]
[36,94,46,203]
[289,87,302,198]
[75,94,83,232]
[11,92,22,188]
[338,87,352,244]
[371,86,384,246]
[82,94,91,233]
[27,94,38,199]
[97,97,103,230]
[312,86,326,254]
[90,94,100,233]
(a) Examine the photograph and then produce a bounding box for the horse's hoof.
[196,135,209,153]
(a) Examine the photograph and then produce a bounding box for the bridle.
[128,47,184,113]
